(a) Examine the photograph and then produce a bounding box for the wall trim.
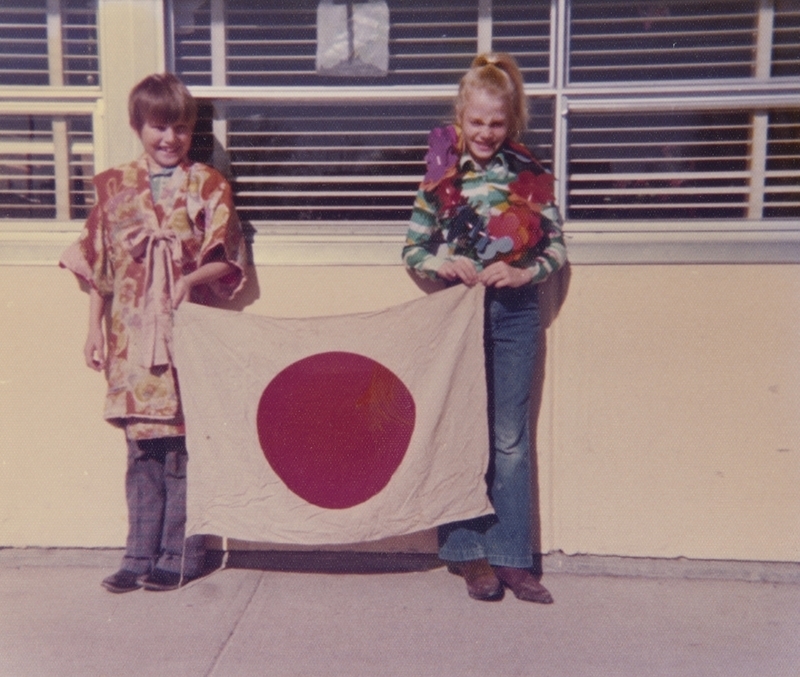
[2,225,799,267]
[2,547,798,584]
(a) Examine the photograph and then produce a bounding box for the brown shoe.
[493,566,554,604]
[452,559,504,601]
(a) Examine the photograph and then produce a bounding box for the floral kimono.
[60,154,247,440]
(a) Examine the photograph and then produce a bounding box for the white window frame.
[0,0,101,265]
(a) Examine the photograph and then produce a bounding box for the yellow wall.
[1,2,798,562]
[548,265,800,561]
[1,264,798,561]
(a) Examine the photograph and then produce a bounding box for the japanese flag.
[172,284,493,545]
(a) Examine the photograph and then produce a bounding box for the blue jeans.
[438,284,541,569]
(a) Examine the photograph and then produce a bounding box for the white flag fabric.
[172,284,493,545]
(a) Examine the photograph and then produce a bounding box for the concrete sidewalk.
[1,548,798,677]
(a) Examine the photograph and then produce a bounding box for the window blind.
[193,100,453,224]
[170,0,798,230]
[67,115,94,219]
[568,0,760,83]
[191,98,555,226]
[772,0,800,77]
[0,2,51,86]
[567,110,753,220]
[0,114,94,220]
[173,0,551,86]
[62,0,100,86]
[764,110,800,217]
[0,0,98,87]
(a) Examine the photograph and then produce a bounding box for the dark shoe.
[140,568,187,591]
[101,569,143,594]
[493,566,554,604]
[453,559,504,601]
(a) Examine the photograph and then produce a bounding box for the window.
[167,0,799,264]
[0,0,98,222]
[0,114,94,220]
[170,0,552,87]
[169,0,555,236]
[563,0,800,229]
[568,1,761,82]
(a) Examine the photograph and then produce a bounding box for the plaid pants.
[120,436,205,577]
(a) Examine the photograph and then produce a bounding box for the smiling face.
[459,88,510,168]
[137,119,193,170]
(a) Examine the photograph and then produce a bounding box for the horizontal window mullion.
[570,186,751,197]
[569,12,755,27]
[571,138,750,147]
[236,189,415,198]
[0,157,55,165]
[0,68,49,77]
[391,37,481,46]
[190,84,799,104]
[228,131,428,140]
[231,164,422,173]
[391,21,477,31]
[572,43,758,58]
[226,24,314,32]
[228,176,420,185]
[0,186,55,194]
[570,171,753,181]
[570,32,756,46]
[563,93,800,112]
[568,199,749,208]
[0,207,55,216]
[571,62,756,75]
[0,38,49,46]
[227,40,315,48]
[190,86,458,101]
[239,206,409,213]
[569,205,751,214]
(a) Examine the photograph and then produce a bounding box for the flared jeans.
[438,284,541,569]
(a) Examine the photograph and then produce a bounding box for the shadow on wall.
[530,263,571,572]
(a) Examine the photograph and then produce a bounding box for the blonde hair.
[128,72,197,132]
[455,53,528,141]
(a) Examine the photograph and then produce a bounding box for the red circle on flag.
[256,352,416,509]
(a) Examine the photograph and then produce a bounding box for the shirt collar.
[458,148,509,173]
[149,166,177,180]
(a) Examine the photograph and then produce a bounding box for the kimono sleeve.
[58,185,114,296]
[192,169,247,300]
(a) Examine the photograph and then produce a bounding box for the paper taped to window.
[316,1,389,76]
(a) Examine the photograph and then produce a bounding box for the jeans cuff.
[485,556,533,569]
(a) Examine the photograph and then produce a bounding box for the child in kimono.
[60,73,247,593]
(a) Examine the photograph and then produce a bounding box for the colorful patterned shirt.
[403,126,567,285]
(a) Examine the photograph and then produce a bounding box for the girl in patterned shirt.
[403,53,566,603]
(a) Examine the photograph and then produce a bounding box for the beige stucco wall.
[1,2,797,562]
[548,264,800,561]
[1,263,798,562]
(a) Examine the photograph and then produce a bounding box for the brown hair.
[455,53,528,141]
[128,72,197,132]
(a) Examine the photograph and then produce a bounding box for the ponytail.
[455,52,528,140]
